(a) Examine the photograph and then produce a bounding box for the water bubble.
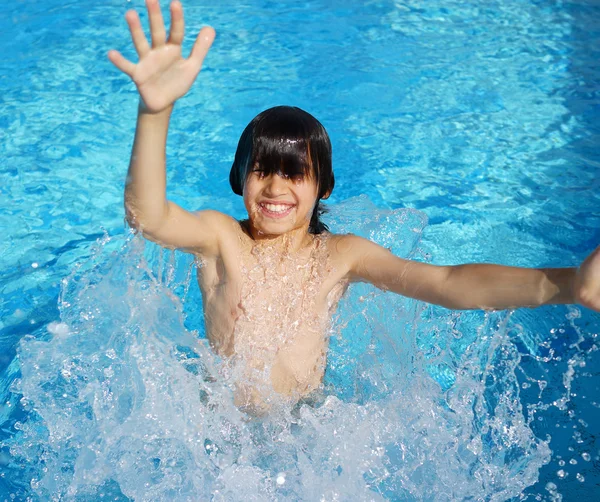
[5,215,580,500]
[47,322,69,337]
[556,469,567,479]
[31,262,39,269]
[581,452,591,462]
[566,308,581,320]
[576,473,585,482]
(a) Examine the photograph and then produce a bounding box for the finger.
[125,10,150,57]
[167,1,184,45]
[146,0,167,47]
[107,50,136,77]
[189,26,216,69]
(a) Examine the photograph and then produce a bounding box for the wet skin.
[195,169,347,411]
[196,214,349,412]
[110,0,600,415]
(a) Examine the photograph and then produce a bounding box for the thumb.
[189,26,216,70]
[575,244,600,310]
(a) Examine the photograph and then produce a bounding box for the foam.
[6,197,594,500]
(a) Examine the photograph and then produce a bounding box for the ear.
[321,189,331,200]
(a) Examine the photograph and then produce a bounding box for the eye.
[282,171,305,183]
[252,167,267,179]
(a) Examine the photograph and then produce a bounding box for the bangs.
[253,135,313,180]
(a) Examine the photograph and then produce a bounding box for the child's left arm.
[339,235,600,312]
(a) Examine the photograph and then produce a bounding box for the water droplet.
[47,321,69,336]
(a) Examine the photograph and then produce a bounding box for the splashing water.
[4,197,597,501]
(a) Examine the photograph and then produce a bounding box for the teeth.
[263,203,292,213]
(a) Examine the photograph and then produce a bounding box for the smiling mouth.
[258,202,295,219]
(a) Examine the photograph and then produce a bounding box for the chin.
[252,219,309,237]
[255,224,294,236]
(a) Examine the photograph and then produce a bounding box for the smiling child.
[108,0,600,413]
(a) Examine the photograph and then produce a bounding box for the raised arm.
[108,0,222,255]
[339,235,600,312]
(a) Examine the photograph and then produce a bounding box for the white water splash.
[6,197,595,501]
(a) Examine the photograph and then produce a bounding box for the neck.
[244,221,314,253]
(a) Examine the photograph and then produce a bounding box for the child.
[108,0,599,413]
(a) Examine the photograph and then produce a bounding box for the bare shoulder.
[134,203,240,257]
[326,233,379,268]
[326,232,398,279]
[193,209,240,234]
[191,209,247,255]
[327,233,381,257]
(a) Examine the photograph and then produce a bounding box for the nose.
[264,173,288,196]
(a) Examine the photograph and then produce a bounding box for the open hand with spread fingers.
[108,0,215,113]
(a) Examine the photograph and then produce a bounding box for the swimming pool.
[1,0,599,499]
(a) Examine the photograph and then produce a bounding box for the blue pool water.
[1,0,600,500]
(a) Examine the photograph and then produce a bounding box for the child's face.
[243,165,319,237]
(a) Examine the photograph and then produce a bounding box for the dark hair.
[229,106,334,234]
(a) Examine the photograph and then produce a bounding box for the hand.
[107,0,215,113]
[574,244,600,312]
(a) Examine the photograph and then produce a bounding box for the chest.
[197,236,347,329]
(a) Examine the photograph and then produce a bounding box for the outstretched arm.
[108,0,223,255]
[339,235,600,312]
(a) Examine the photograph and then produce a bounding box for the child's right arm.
[108,0,222,255]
